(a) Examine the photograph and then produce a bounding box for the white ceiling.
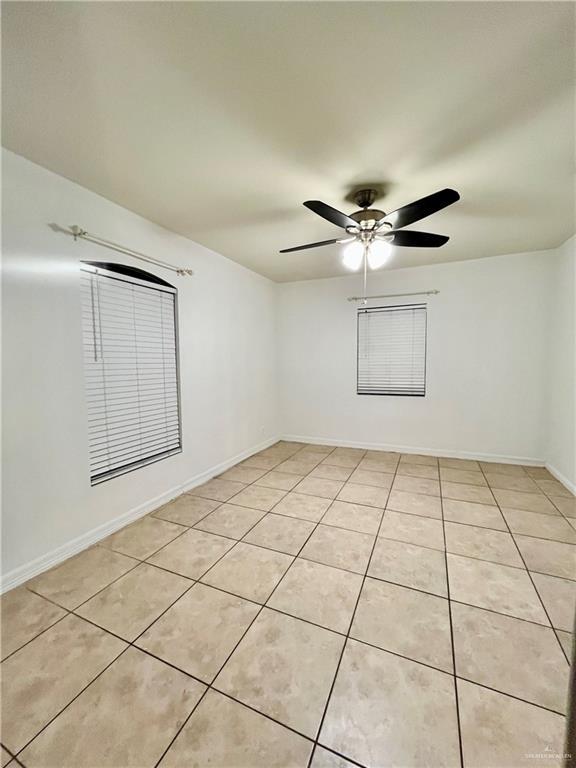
[2,2,575,282]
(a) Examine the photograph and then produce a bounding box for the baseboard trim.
[281,433,545,467]
[545,462,576,495]
[1,435,279,594]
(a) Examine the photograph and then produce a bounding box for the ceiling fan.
[280,187,460,270]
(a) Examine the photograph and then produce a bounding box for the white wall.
[2,149,278,585]
[544,236,576,489]
[278,249,557,463]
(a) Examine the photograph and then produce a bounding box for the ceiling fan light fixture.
[342,240,364,271]
[367,239,392,269]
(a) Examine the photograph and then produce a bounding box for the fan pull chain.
[361,243,368,306]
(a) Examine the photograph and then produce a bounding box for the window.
[80,262,182,484]
[357,304,427,396]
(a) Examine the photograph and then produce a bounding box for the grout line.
[439,474,465,768]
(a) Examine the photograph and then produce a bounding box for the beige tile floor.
[2,441,575,767]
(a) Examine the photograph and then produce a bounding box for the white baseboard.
[545,462,576,495]
[1,435,280,595]
[281,433,545,467]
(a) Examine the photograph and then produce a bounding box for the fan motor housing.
[350,208,386,224]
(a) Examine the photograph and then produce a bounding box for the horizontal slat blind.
[81,266,182,484]
[357,303,427,396]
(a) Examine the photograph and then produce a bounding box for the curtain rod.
[347,289,439,303]
[65,225,193,276]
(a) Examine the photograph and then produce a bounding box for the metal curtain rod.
[347,289,439,302]
[66,225,194,276]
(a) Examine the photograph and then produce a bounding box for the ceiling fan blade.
[387,230,449,247]
[279,238,339,253]
[383,188,460,229]
[304,200,358,229]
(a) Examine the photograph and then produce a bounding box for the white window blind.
[81,264,182,485]
[357,304,427,396]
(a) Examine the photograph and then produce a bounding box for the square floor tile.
[152,495,219,527]
[309,464,353,482]
[535,479,573,498]
[319,639,460,768]
[218,465,268,483]
[443,499,507,530]
[492,489,557,515]
[322,450,364,469]
[276,458,322,475]
[452,602,569,713]
[300,524,374,574]
[369,537,448,597]
[397,462,439,480]
[194,503,265,539]
[147,528,235,579]
[27,547,137,610]
[20,647,205,768]
[215,608,344,738]
[457,678,566,768]
[267,558,363,633]
[439,458,480,470]
[137,583,259,682]
[160,689,312,768]
[479,462,527,476]
[514,534,576,580]
[337,482,390,508]
[241,455,283,470]
[228,485,287,511]
[357,457,399,473]
[76,563,191,641]
[1,615,125,753]
[524,466,555,480]
[321,500,383,535]
[392,475,441,497]
[255,470,304,491]
[440,468,487,486]
[379,510,445,550]
[294,477,345,500]
[351,578,453,672]
[1,747,10,767]
[444,522,523,567]
[447,554,549,624]
[1,587,66,660]
[400,453,438,466]
[387,489,442,519]
[101,517,186,560]
[243,513,315,555]
[189,478,247,502]
[441,482,495,505]
[484,472,540,493]
[532,572,576,631]
[201,542,293,602]
[272,492,332,522]
[502,507,576,544]
[550,496,576,517]
[347,468,394,488]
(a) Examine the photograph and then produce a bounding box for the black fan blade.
[279,238,339,253]
[384,189,459,229]
[388,230,449,248]
[304,200,357,229]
